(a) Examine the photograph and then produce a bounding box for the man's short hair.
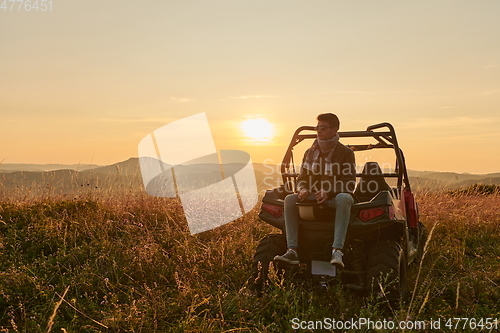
[317,113,340,130]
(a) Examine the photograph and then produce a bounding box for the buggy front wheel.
[366,240,407,307]
[252,233,287,294]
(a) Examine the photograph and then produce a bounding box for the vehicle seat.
[354,162,390,202]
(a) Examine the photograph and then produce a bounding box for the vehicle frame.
[253,123,425,304]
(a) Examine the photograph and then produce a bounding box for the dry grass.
[0,183,499,332]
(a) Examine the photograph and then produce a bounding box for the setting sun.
[240,119,274,141]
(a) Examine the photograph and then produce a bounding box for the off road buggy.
[253,123,425,305]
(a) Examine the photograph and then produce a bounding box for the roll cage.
[280,122,411,193]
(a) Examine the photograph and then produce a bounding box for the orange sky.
[1,1,499,173]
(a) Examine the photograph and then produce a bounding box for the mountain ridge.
[1,158,499,194]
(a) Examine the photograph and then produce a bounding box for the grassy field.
[0,187,499,332]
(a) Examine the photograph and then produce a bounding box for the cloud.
[328,90,386,95]
[223,95,277,100]
[484,63,498,69]
[424,131,500,141]
[322,89,444,95]
[320,88,474,96]
[440,106,456,109]
[481,89,500,96]
[170,97,197,103]
[100,117,177,123]
[398,116,500,129]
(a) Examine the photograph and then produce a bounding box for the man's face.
[316,120,338,140]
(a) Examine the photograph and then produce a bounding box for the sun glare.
[241,118,274,141]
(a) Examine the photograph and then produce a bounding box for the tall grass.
[0,184,499,332]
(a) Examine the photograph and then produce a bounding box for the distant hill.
[0,159,282,195]
[0,163,100,172]
[455,177,500,188]
[406,170,500,189]
[408,170,500,184]
[1,159,499,195]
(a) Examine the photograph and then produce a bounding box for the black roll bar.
[280,123,411,192]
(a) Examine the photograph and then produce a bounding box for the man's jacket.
[296,142,356,200]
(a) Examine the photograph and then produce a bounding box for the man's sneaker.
[330,249,344,269]
[274,249,300,265]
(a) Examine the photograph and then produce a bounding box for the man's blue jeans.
[284,193,354,250]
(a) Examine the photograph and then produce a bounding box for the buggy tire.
[366,241,406,307]
[252,233,287,294]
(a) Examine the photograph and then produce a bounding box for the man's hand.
[315,189,328,204]
[297,188,310,200]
